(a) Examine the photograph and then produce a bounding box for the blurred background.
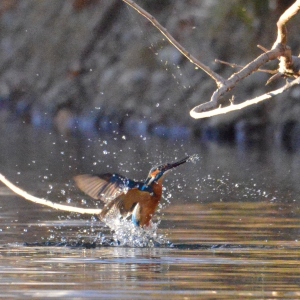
[1,3,300,297]
[0,0,299,149]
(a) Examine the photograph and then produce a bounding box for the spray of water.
[187,154,200,164]
[104,217,171,247]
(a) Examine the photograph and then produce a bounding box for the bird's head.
[144,156,190,186]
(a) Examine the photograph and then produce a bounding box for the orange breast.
[137,181,163,227]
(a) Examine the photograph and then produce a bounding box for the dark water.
[1,122,300,299]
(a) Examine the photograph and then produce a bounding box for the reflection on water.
[0,123,300,298]
[1,243,300,299]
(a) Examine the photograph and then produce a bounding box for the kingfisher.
[74,156,191,227]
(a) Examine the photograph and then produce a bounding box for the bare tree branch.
[122,0,300,119]
[190,48,283,116]
[122,0,225,86]
[0,174,102,215]
[190,0,300,119]
[273,0,300,46]
[190,77,300,119]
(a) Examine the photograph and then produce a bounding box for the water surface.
[0,123,300,299]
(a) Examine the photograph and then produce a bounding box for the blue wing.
[74,173,148,203]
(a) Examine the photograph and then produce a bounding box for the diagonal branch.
[122,0,225,86]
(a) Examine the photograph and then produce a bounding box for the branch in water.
[0,174,102,215]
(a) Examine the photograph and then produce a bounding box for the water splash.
[187,154,200,164]
[105,218,171,248]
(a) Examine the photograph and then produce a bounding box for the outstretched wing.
[73,173,142,203]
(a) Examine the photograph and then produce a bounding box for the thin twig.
[122,0,225,86]
[266,72,282,85]
[0,174,102,215]
[257,44,269,53]
[215,59,277,74]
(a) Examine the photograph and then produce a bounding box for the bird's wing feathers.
[74,173,152,220]
[73,173,142,202]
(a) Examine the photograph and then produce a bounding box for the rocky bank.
[0,0,299,150]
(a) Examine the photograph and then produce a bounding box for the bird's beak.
[161,156,190,174]
[144,156,191,186]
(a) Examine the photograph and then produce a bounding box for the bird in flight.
[74,156,192,227]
